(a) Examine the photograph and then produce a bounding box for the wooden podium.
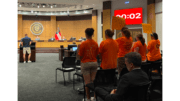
[59,48,65,61]
[19,42,36,62]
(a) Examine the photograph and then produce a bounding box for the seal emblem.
[30,22,43,35]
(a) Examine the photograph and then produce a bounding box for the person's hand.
[110,89,117,94]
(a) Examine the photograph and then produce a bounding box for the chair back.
[60,45,64,48]
[94,69,116,87]
[124,82,150,101]
[150,60,162,76]
[141,63,151,77]
[62,57,76,68]
[76,60,81,66]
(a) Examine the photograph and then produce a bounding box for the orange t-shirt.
[78,39,99,63]
[99,39,119,69]
[132,41,147,61]
[147,39,161,61]
[116,36,133,58]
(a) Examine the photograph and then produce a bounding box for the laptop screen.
[72,47,77,51]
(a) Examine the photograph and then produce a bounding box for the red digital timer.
[114,7,143,25]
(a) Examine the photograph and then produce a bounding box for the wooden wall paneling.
[103,9,111,41]
[56,20,91,40]
[51,16,56,39]
[92,10,98,42]
[147,3,156,43]
[18,15,23,40]
[22,20,54,40]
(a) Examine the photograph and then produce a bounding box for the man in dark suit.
[95,52,149,101]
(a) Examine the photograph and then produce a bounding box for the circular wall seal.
[30,22,44,35]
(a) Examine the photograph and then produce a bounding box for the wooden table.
[17,40,82,48]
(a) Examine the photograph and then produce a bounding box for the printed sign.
[112,16,126,30]
[142,23,152,33]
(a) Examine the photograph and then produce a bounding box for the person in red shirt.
[99,29,119,69]
[132,34,148,62]
[115,29,133,75]
[147,33,162,62]
[78,28,99,101]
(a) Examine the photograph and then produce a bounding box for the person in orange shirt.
[115,29,133,75]
[147,33,162,62]
[132,34,148,62]
[78,28,99,101]
[99,29,119,69]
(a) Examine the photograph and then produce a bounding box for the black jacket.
[105,69,149,101]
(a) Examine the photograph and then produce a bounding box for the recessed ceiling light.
[37,6,39,8]
[43,5,45,7]
[31,10,33,13]
[19,5,22,7]
[51,6,53,8]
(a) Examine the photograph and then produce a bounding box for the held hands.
[110,89,117,94]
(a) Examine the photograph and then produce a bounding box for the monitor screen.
[68,44,77,50]
[72,47,77,51]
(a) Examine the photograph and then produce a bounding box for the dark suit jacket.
[105,69,149,101]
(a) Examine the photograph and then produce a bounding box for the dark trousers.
[95,87,113,101]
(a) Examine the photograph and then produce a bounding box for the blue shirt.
[21,36,31,47]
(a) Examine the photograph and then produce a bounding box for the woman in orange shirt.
[147,33,162,62]
[132,34,148,62]
[78,28,99,101]
[115,29,133,75]
[99,29,119,69]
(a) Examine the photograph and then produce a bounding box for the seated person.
[95,52,149,101]
[70,36,73,40]
[35,36,40,41]
[50,36,55,41]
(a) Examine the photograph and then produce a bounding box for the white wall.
[155,2,162,13]
[155,1,162,50]
[97,9,103,46]
[111,0,148,44]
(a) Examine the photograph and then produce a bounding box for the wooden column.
[51,16,56,37]
[103,1,111,41]
[147,0,156,42]
[92,10,97,42]
[18,15,23,40]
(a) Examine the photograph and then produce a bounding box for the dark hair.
[122,29,131,38]
[151,33,158,40]
[137,34,145,45]
[105,29,114,37]
[121,26,128,32]
[125,52,142,67]
[73,42,76,44]
[25,34,27,36]
[85,28,94,37]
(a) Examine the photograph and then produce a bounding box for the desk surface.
[17,40,82,48]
